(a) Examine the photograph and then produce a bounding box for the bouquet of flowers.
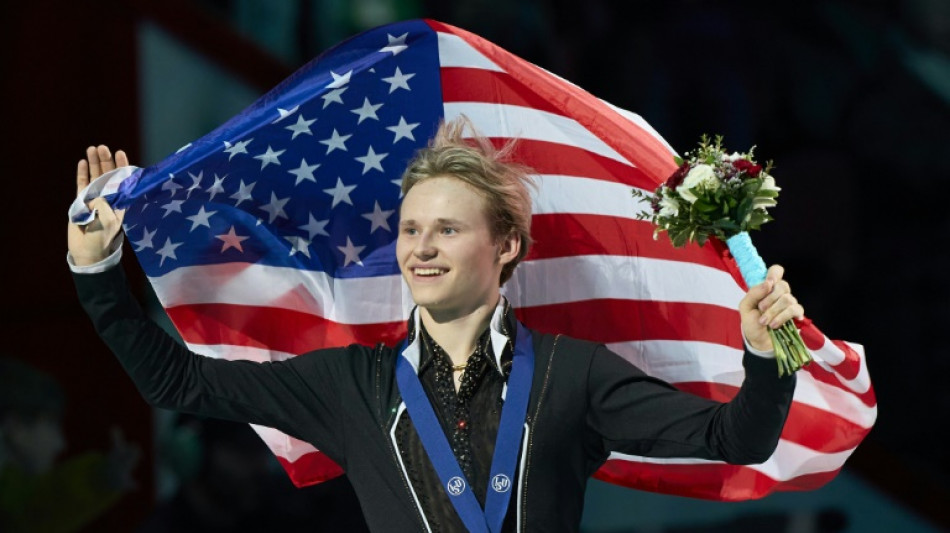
[632,135,811,376]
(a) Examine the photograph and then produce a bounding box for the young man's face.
[397,176,518,318]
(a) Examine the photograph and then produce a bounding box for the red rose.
[665,162,691,189]
[733,159,762,178]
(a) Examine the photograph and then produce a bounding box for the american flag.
[86,19,875,500]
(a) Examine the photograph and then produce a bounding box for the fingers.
[754,265,805,329]
[765,264,785,284]
[738,276,773,313]
[115,149,129,167]
[76,159,89,196]
[98,145,116,173]
[86,146,101,179]
[85,144,119,181]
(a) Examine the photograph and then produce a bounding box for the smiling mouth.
[413,267,447,277]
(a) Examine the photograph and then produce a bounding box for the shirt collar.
[401,297,512,377]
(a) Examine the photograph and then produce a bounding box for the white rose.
[724,152,742,162]
[676,164,719,203]
[658,196,680,217]
[753,174,781,208]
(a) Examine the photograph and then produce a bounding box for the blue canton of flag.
[117,20,442,280]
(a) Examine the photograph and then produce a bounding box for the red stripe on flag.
[528,213,728,270]
[277,451,344,488]
[829,339,862,381]
[441,67,566,115]
[799,320,826,351]
[593,459,841,501]
[492,138,653,188]
[166,304,406,355]
[515,299,743,348]
[676,382,872,454]
[802,362,877,407]
[427,19,678,183]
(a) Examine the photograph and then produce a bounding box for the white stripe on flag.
[444,102,633,166]
[250,424,319,462]
[532,174,654,218]
[153,255,743,325]
[437,31,503,71]
[151,265,412,325]
[608,340,877,430]
[505,255,745,309]
[608,438,855,483]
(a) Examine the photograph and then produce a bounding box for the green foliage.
[632,137,782,248]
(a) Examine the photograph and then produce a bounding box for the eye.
[402,227,418,236]
[441,227,457,235]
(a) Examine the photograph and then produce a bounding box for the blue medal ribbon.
[395,320,535,533]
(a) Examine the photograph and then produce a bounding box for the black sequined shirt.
[393,312,517,532]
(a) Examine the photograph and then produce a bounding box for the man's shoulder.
[525,328,602,361]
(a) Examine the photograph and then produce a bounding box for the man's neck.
[419,300,498,367]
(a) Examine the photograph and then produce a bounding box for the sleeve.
[586,345,796,465]
[72,265,348,463]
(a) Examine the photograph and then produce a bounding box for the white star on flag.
[132,227,156,251]
[285,115,316,139]
[186,171,203,198]
[323,177,357,208]
[215,226,249,253]
[351,98,383,124]
[382,67,415,93]
[259,192,291,223]
[361,201,394,233]
[319,129,351,154]
[355,146,388,174]
[272,106,299,123]
[206,174,227,201]
[327,70,352,88]
[288,158,320,186]
[285,235,313,258]
[156,237,183,267]
[223,139,252,160]
[230,180,256,206]
[161,199,185,218]
[380,32,408,55]
[185,206,217,231]
[322,87,348,108]
[386,116,419,143]
[161,176,183,195]
[254,146,286,169]
[337,236,366,267]
[298,213,330,239]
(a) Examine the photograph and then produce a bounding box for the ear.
[497,231,521,267]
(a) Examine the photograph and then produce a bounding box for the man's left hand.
[739,265,805,352]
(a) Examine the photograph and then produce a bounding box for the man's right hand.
[68,145,130,267]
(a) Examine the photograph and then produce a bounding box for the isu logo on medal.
[447,476,466,496]
[491,474,511,493]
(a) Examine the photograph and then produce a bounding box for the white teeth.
[414,268,446,276]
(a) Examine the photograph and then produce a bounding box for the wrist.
[72,252,109,267]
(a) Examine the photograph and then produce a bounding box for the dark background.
[3,0,947,531]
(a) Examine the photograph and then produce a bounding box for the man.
[69,119,801,532]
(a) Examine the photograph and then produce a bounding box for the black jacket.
[74,266,795,532]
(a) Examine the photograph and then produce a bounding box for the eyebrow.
[399,218,467,227]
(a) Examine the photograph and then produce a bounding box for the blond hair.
[401,117,535,285]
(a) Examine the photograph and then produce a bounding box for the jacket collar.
[401,297,512,377]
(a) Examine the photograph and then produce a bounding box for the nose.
[413,231,437,261]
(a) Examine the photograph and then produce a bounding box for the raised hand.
[67,145,129,267]
[738,265,805,353]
